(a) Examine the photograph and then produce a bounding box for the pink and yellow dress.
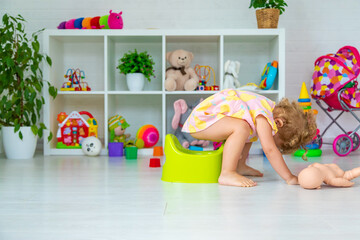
[182,89,278,142]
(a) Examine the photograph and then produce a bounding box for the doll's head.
[273,98,317,158]
[108,115,130,136]
[298,167,324,189]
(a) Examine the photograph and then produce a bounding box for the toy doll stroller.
[311,46,360,156]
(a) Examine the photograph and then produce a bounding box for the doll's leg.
[191,117,256,187]
[343,167,360,180]
[237,142,263,177]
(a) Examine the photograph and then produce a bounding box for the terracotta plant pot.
[256,8,280,29]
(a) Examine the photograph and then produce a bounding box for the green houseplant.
[117,49,155,91]
[0,13,57,159]
[249,0,288,28]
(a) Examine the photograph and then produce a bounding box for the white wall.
[1,0,360,142]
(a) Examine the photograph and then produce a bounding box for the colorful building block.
[153,146,163,156]
[108,142,124,157]
[125,146,138,159]
[149,158,161,167]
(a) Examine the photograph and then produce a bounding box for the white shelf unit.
[43,29,285,155]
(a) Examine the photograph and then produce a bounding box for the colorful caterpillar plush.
[58,10,123,29]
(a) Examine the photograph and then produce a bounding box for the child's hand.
[286,175,299,185]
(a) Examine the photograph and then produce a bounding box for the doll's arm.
[343,167,360,180]
[256,116,297,184]
[326,178,354,187]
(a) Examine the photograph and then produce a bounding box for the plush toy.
[298,163,360,189]
[106,10,123,29]
[223,60,241,89]
[82,137,102,156]
[165,49,199,91]
[57,10,123,29]
[172,99,210,148]
[108,115,131,143]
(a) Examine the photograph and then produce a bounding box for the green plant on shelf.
[117,49,155,82]
[249,0,288,14]
[0,13,57,140]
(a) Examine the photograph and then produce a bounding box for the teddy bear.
[223,60,241,89]
[165,49,199,91]
[172,99,210,148]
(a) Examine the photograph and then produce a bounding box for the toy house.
[56,111,98,149]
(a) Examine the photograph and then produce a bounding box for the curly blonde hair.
[273,98,317,160]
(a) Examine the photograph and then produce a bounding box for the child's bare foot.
[237,164,263,177]
[218,171,257,187]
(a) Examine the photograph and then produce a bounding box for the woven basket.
[256,8,280,28]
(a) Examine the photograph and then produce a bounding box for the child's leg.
[343,167,360,180]
[237,142,263,177]
[191,116,257,187]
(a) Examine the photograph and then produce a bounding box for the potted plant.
[117,49,155,91]
[0,14,57,159]
[249,0,288,28]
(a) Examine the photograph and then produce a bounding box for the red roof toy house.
[56,111,98,149]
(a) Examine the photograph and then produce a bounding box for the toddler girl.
[182,89,317,187]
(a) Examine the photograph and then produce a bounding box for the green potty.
[162,134,224,183]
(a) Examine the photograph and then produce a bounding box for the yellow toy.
[161,134,224,183]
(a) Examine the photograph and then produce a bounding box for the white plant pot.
[2,126,37,159]
[126,73,145,91]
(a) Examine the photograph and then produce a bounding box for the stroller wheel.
[347,131,360,151]
[333,134,353,157]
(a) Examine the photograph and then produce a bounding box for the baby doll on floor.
[298,163,360,189]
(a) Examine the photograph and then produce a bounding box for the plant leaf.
[48,132,53,142]
[46,55,52,66]
[31,125,38,135]
[19,131,23,140]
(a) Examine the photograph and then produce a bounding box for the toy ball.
[82,137,102,156]
[136,125,159,148]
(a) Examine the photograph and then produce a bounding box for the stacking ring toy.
[136,125,159,148]
[293,149,322,157]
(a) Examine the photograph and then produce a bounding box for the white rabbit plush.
[223,60,241,89]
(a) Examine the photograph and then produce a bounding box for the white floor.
[0,148,360,240]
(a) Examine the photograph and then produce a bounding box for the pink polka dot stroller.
[311,46,360,156]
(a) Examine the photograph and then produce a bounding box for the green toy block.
[125,146,138,160]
